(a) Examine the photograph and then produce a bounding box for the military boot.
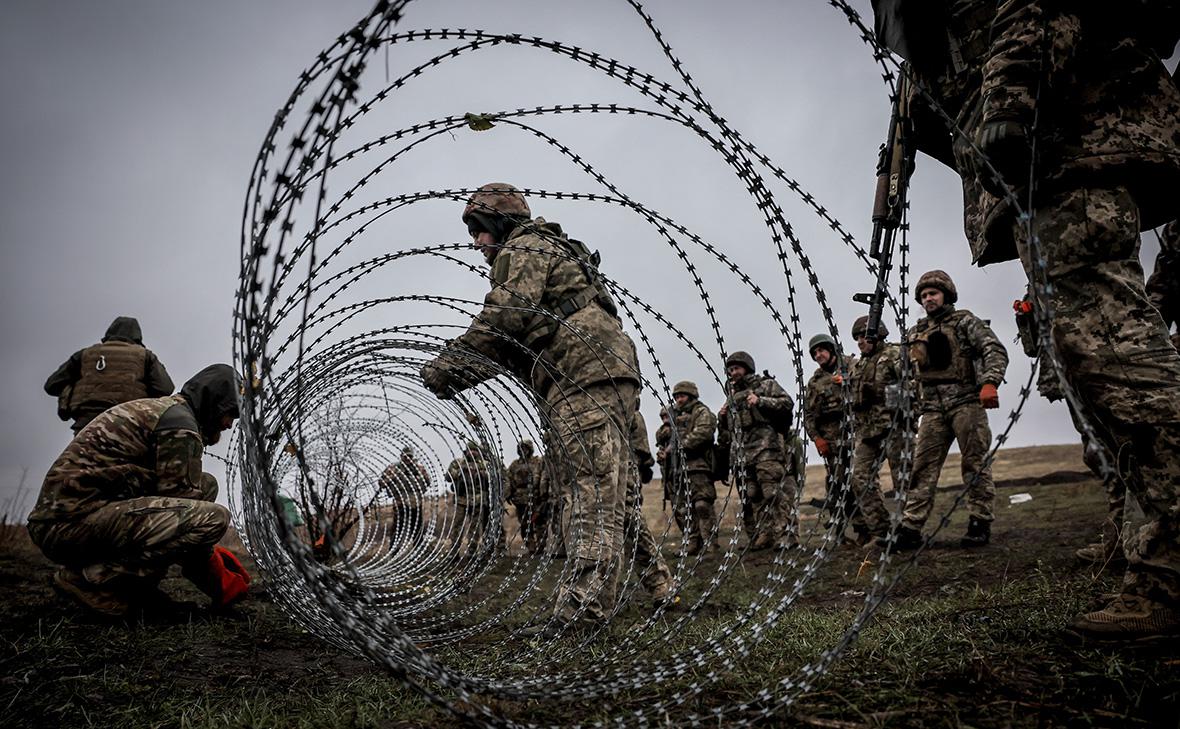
[53,567,133,620]
[960,516,991,548]
[878,526,922,553]
[1075,540,1126,567]
[684,536,703,556]
[1069,594,1180,643]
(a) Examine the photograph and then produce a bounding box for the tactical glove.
[814,438,831,458]
[978,119,1031,198]
[979,383,1000,409]
[831,374,844,386]
[638,463,654,484]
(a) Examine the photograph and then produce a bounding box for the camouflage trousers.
[847,432,905,538]
[666,470,718,550]
[736,456,798,546]
[622,482,673,600]
[819,442,853,524]
[1015,185,1180,605]
[28,473,227,587]
[511,499,549,555]
[547,381,637,624]
[903,403,995,530]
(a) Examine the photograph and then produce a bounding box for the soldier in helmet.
[846,316,907,544]
[872,0,1180,641]
[657,381,718,555]
[804,333,856,529]
[378,447,431,549]
[422,183,640,634]
[44,316,175,434]
[897,271,1009,550]
[27,364,248,619]
[445,441,494,558]
[505,439,546,554]
[717,351,798,551]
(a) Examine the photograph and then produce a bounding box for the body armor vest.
[68,341,148,413]
[917,315,977,386]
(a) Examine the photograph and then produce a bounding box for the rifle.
[853,66,914,340]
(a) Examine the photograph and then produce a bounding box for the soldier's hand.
[718,403,728,417]
[979,383,1000,409]
[831,374,844,386]
[908,339,928,368]
[746,392,759,407]
[814,438,831,458]
[421,362,454,399]
[978,119,1031,197]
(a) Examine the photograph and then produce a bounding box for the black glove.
[421,362,454,399]
[638,463,654,484]
[978,119,1031,198]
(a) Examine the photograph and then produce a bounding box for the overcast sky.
[1,1,1173,518]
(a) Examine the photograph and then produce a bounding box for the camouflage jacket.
[446,452,492,502]
[379,457,430,504]
[717,373,793,464]
[427,218,640,405]
[1148,220,1180,330]
[505,455,543,505]
[629,410,656,473]
[654,420,671,475]
[29,395,210,523]
[901,1,1180,266]
[907,306,1008,412]
[661,398,716,475]
[803,355,855,443]
[851,342,903,439]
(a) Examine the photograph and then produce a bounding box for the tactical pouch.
[884,383,901,411]
[1013,299,1039,358]
[56,384,74,421]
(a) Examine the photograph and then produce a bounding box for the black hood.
[181,364,241,443]
[103,316,143,344]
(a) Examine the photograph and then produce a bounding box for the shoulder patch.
[492,251,513,285]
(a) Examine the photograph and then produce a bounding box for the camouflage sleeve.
[802,379,819,440]
[716,406,731,451]
[880,345,903,387]
[965,313,1010,386]
[44,350,83,396]
[630,411,654,461]
[439,241,551,390]
[681,405,716,452]
[754,378,794,417]
[982,1,1078,126]
[154,428,206,499]
[654,423,670,450]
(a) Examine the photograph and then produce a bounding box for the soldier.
[872,3,1180,638]
[895,271,1008,550]
[657,381,718,555]
[1147,219,1179,351]
[445,441,494,558]
[626,402,676,606]
[421,183,640,633]
[804,333,855,528]
[378,447,431,549]
[717,351,798,551]
[27,364,248,619]
[44,316,174,434]
[846,316,906,544]
[505,439,546,554]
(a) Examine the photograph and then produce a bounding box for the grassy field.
[2,444,1176,728]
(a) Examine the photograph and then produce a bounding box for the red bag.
[207,545,251,608]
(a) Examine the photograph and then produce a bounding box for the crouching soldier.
[718,351,798,551]
[659,381,719,555]
[27,364,248,620]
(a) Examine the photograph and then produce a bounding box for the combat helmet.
[724,351,756,374]
[808,333,837,358]
[672,380,699,399]
[462,183,531,228]
[851,316,889,339]
[517,439,534,457]
[914,270,958,305]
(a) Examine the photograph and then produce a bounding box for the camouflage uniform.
[717,352,798,550]
[379,450,430,548]
[904,272,1009,539]
[44,316,174,433]
[28,364,240,616]
[661,381,718,554]
[625,408,673,602]
[847,318,906,540]
[1147,220,1180,351]
[422,183,640,626]
[881,2,1180,631]
[445,445,495,558]
[804,336,855,523]
[505,441,546,554]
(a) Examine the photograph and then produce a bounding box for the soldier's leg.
[848,436,890,539]
[751,458,788,548]
[1017,187,1180,615]
[901,411,955,532]
[624,480,673,601]
[949,404,996,523]
[552,384,633,625]
[689,472,718,550]
[668,471,695,549]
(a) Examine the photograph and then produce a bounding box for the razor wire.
[225,0,1100,725]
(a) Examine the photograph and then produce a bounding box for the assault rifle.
[853,67,914,340]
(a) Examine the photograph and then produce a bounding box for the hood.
[181,364,241,444]
[103,316,143,344]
